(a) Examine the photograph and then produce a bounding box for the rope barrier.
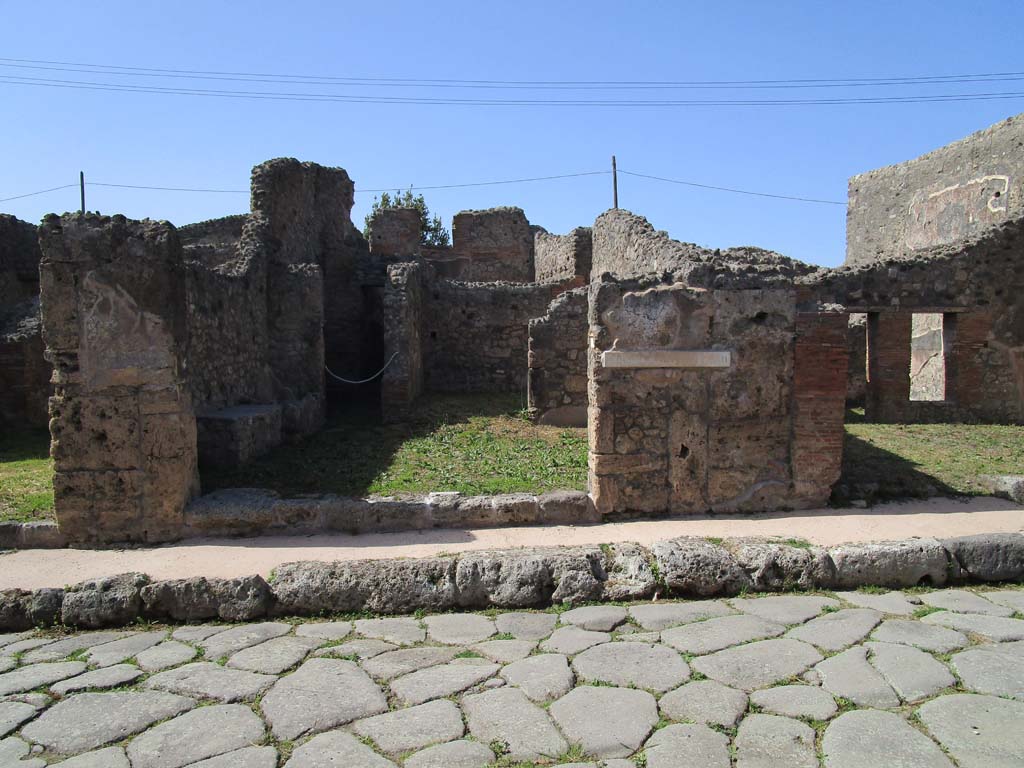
[325,351,400,385]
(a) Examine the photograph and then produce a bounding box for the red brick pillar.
[792,311,849,505]
[866,312,912,422]
[947,311,990,411]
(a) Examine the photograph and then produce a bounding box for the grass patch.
[5,398,1022,514]
[203,394,587,498]
[0,427,54,522]
[837,411,1024,503]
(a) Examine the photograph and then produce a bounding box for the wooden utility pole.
[79,172,85,214]
[611,155,618,209]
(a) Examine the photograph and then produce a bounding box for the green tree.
[363,189,451,247]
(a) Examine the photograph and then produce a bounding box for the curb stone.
[0,532,1021,630]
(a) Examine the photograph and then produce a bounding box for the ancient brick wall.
[527,287,588,425]
[791,309,849,503]
[808,220,1024,423]
[451,207,535,282]
[534,227,592,283]
[589,276,843,516]
[39,214,199,544]
[381,261,425,421]
[422,278,564,393]
[847,114,1024,265]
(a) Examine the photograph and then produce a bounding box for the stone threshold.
[0,488,598,550]
[1,532,1020,631]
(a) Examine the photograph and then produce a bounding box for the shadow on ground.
[199,392,586,498]
[836,431,960,505]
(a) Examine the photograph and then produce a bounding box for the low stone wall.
[1,531,1019,628]
[528,287,588,425]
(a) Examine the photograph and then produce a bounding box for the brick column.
[866,312,912,422]
[947,311,990,410]
[792,311,849,504]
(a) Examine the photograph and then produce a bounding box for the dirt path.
[2,496,1021,590]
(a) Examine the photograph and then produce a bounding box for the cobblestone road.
[0,586,1022,766]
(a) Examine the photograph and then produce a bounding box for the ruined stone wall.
[178,214,247,268]
[527,287,588,425]
[847,113,1024,265]
[588,275,845,516]
[592,209,816,282]
[184,217,271,412]
[534,227,592,283]
[0,215,51,427]
[251,158,363,389]
[39,214,199,544]
[0,300,49,428]
[451,207,534,282]
[0,215,41,305]
[367,207,421,258]
[381,261,425,421]
[422,278,565,393]
[808,220,1024,423]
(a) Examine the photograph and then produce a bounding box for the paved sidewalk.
[1,496,1022,590]
[1,586,1022,766]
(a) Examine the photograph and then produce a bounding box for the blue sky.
[2,1,1022,267]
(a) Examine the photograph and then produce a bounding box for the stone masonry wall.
[422,278,567,393]
[0,215,50,427]
[184,216,271,412]
[588,275,845,516]
[534,227,592,283]
[381,261,425,421]
[252,158,363,391]
[39,214,199,544]
[847,113,1024,265]
[451,207,534,282]
[0,301,50,428]
[368,207,421,258]
[592,209,816,282]
[527,287,588,425]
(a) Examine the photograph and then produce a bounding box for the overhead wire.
[2,57,1023,89]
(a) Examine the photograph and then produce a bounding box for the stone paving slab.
[20,691,194,755]
[658,679,748,727]
[917,693,1024,768]
[0,585,1020,766]
[628,600,736,630]
[463,687,567,761]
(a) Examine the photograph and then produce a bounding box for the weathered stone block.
[62,573,149,628]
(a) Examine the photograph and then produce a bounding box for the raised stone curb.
[0,522,66,550]
[0,532,1021,630]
